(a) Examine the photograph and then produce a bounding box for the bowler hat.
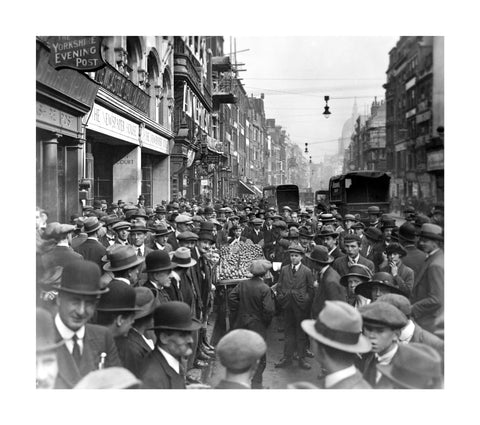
[149,301,202,331]
[103,246,145,272]
[298,226,315,238]
[419,223,444,241]
[249,259,272,276]
[144,250,173,273]
[355,271,407,299]
[301,301,371,353]
[359,301,408,329]
[367,206,381,215]
[93,199,102,209]
[199,221,215,232]
[171,247,197,268]
[414,214,431,228]
[343,234,361,244]
[385,242,407,257]
[151,223,173,237]
[96,280,142,312]
[273,220,287,229]
[83,217,104,234]
[74,367,141,389]
[53,260,108,295]
[217,329,267,372]
[317,225,338,238]
[376,293,412,318]
[124,209,139,220]
[112,221,131,232]
[381,218,396,230]
[377,343,443,389]
[197,231,215,243]
[134,287,157,320]
[177,231,199,241]
[287,243,305,254]
[42,222,76,240]
[155,205,167,214]
[306,245,334,265]
[129,222,149,233]
[339,264,373,287]
[36,307,65,353]
[398,222,417,242]
[364,227,383,242]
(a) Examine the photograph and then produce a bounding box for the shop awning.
[251,184,262,195]
[238,180,255,195]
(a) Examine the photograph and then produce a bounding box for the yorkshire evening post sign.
[48,36,105,71]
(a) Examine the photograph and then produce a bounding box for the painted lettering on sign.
[49,36,105,72]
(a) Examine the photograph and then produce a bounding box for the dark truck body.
[262,184,300,212]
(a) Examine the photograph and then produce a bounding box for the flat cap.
[217,329,267,372]
[175,214,193,224]
[287,243,305,254]
[344,214,357,221]
[343,233,361,244]
[273,220,287,229]
[359,301,408,329]
[249,259,272,276]
[376,293,412,318]
[252,218,264,225]
[42,222,76,240]
[112,221,131,231]
[177,231,199,241]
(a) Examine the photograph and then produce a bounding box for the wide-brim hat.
[306,245,334,264]
[170,247,197,268]
[287,243,305,254]
[96,280,142,312]
[150,224,173,237]
[144,250,173,273]
[339,264,373,287]
[298,227,315,238]
[355,272,407,300]
[377,343,443,389]
[419,223,444,241]
[301,301,371,353]
[103,246,145,272]
[83,217,104,234]
[42,222,76,240]
[133,287,157,320]
[385,242,407,257]
[149,301,202,331]
[129,222,149,233]
[53,260,108,295]
[317,225,338,238]
[364,227,383,242]
[37,307,66,353]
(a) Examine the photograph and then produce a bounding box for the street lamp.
[323,95,331,118]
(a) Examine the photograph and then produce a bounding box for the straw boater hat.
[301,301,371,353]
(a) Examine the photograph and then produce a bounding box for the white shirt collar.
[56,240,70,247]
[54,313,85,353]
[114,277,131,285]
[158,346,180,374]
[399,320,416,344]
[325,365,357,388]
[349,254,360,263]
[292,263,300,272]
[375,343,399,383]
[427,248,440,258]
[155,242,165,250]
[87,236,98,241]
[135,244,145,254]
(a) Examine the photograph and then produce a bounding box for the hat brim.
[305,253,334,264]
[301,320,371,354]
[85,223,103,233]
[171,258,197,268]
[339,274,370,287]
[144,264,173,273]
[318,232,338,238]
[103,256,145,272]
[37,339,66,353]
[134,299,157,320]
[419,231,443,241]
[153,231,173,237]
[355,281,406,299]
[376,363,415,389]
[149,318,202,332]
[52,286,109,296]
[96,306,143,312]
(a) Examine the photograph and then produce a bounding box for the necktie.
[292,266,296,275]
[72,334,81,366]
[137,248,142,257]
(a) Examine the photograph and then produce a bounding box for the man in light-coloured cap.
[300,300,372,389]
[74,216,107,270]
[74,367,141,389]
[215,329,267,389]
[40,222,83,269]
[228,259,275,388]
[167,214,194,250]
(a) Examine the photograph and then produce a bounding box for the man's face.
[369,214,379,223]
[322,236,336,250]
[127,265,142,286]
[371,284,392,302]
[36,351,58,389]
[118,313,135,337]
[345,220,355,229]
[299,236,311,248]
[198,239,213,255]
[386,252,401,265]
[57,293,98,332]
[417,237,437,254]
[363,323,397,355]
[344,241,360,258]
[116,228,129,242]
[291,213,298,221]
[289,252,302,266]
[155,235,168,247]
[347,276,364,298]
[383,228,392,241]
[253,224,262,232]
[154,270,172,287]
[354,227,364,237]
[265,217,273,226]
[161,330,194,360]
[131,231,146,247]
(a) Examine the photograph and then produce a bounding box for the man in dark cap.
[74,217,107,270]
[398,222,426,276]
[332,234,375,277]
[411,223,444,336]
[379,242,414,298]
[316,225,342,259]
[358,301,408,388]
[37,307,66,389]
[52,260,122,388]
[215,329,268,389]
[274,243,314,370]
[228,260,276,388]
[140,301,202,389]
[300,301,372,389]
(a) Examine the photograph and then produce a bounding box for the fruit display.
[218,241,265,281]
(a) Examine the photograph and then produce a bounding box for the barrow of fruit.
[217,241,265,283]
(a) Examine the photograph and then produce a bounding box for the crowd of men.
[36,194,444,389]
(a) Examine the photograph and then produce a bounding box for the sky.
[233,36,399,163]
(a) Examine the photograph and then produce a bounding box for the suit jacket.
[332,255,375,277]
[276,263,314,310]
[115,328,153,378]
[140,348,185,389]
[143,280,173,304]
[42,245,84,269]
[411,321,445,359]
[329,246,343,260]
[359,351,397,389]
[402,244,427,277]
[379,261,414,298]
[215,380,250,389]
[311,266,346,318]
[74,238,107,271]
[166,232,179,251]
[411,249,444,334]
[318,369,372,389]
[242,228,264,245]
[54,323,122,389]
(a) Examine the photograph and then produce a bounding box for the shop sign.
[427,150,444,171]
[48,36,105,71]
[87,103,139,144]
[36,101,79,134]
[141,127,169,154]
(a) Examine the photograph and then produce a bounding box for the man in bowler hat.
[143,250,179,303]
[300,300,372,389]
[140,301,202,389]
[398,222,426,276]
[52,260,122,388]
[74,217,107,270]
